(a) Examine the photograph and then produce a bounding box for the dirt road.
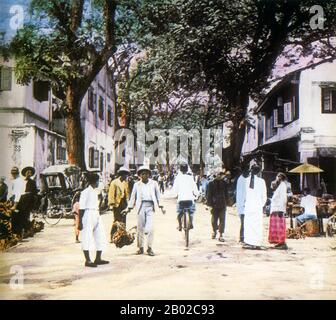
[1,194,336,300]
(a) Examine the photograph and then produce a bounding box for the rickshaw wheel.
[43,207,63,225]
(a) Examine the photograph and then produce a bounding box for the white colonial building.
[0,58,115,186]
[242,59,336,195]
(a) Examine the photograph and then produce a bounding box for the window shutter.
[278,105,284,125]
[107,106,113,126]
[332,90,336,112]
[277,96,283,107]
[100,152,104,171]
[33,81,49,102]
[93,93,97,112]
[321,88,331,112]
[273,109,279,127]
[94,150,99,168]
[292,96,296,119]
[284,102,293,123]
[99,97,104,120]
[0,66,12,91]
[88,89,93,111]
[89,147,94,167]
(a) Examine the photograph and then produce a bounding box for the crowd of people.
[0,161,325,267]
[0,166,38,241]
[77,161,304,267]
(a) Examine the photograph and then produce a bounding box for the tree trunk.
[223,90,249,170]
[65,87,86,169]
[223,122,246,170]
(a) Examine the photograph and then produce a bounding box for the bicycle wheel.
[183,209,190,247]
[43,207,63,225]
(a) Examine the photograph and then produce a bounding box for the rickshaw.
[38,164,82,225]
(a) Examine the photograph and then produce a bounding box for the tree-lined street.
[1,0,336,302]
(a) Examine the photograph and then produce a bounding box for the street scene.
[1,0,336,301]
[1,194,336,300]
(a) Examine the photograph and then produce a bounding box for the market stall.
[287,194,336,235]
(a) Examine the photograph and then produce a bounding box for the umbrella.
[288,163,324,228]
[289,163,324,191]
[289,163,324,174]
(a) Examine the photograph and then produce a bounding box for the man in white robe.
[243,165,267,249]
[78,173,108,267]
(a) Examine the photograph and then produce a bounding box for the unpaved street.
[1,194,336,300]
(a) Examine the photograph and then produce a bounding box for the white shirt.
[172,173,199,202]
[79,185,100,211]
[8,177,25,202]
[300,194,317,216]
[270,181,288,213]
[140,181,153,201]
[128,179,160,213]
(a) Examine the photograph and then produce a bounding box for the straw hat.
[137,166,151,175]
[21,166,35,176]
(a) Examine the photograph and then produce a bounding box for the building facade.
[0,58,115,186]
[242,60,336,195]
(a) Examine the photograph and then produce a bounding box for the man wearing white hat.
[108,166,130,241]
[127,166,160,256]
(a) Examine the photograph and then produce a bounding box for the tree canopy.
[9,0,140,167]
[131,0,336,167]
[6,0,336,169]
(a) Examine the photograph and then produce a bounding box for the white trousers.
[137,202,154,249]
[81,209,107,251]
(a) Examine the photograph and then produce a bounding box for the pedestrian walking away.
[243,164,267,250]
[108,166,130,241]
[206,169,228,242]
[235,164,250,243]
[200,175,209,201]
[172,163,199,232]
[158,172,165,194]
[78,173,108,267]
[268,173,288,250]
[127,166,161,256]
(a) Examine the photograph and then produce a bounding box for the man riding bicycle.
[172,164,199,231]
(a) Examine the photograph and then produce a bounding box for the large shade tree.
[134,0,336,168]
[9,0,139,169]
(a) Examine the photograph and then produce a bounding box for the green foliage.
[136,0,336,109]
[9,0,142,103]
[120,0,336,165]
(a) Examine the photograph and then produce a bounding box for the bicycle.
[178,200,193,248]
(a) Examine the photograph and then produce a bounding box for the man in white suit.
[127,166,161,256]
